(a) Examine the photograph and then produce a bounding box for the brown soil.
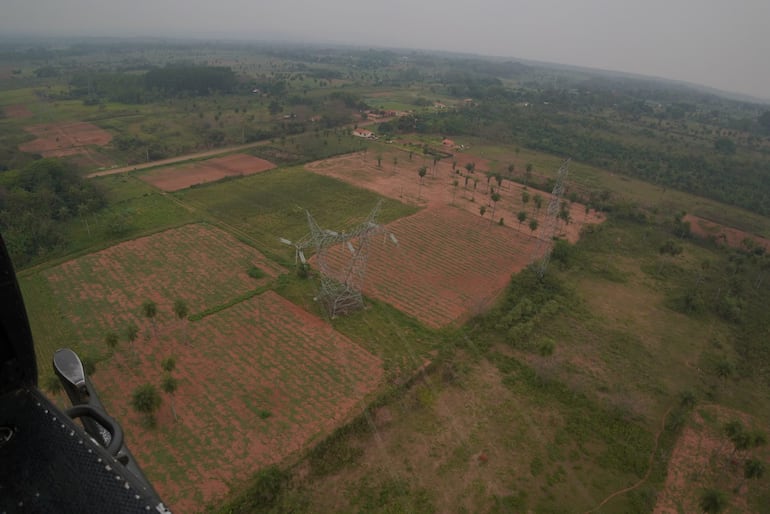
[306,152,603,245]
[322,205,538,328]
[684,214,770,252]
[44,225,379,512]
[139,154,276,191]
[92,291,382,512]
[306,151,604,328]
[4,104,32,118]
[19,121,112,157]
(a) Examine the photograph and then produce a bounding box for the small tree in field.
[105,331,118,352]
[125,322,139,356]
[418,166,427,199]
[131,384,162,427]
[534,193,543,214]
[161,374,179,422]
[529,218,539,235]
[142,300,158,335]
[376,154,382,168]
[479,205,486,217]
[490,192,501,222]
[698,488,727,513]
[173,299,189,343]
[517,211,527,231]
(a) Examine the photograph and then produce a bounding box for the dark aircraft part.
[0,232,170,513]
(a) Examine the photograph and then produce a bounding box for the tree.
[534,194,543,213]
[173,299,188,321]
[142,300,158,335]
[739,459,765,493]
[452,159,457,171]
[698,489,727,513]
[44,374,62,395]
[173,298,189,343]
[417,166,427,199]
[479,205,487,217]
[392,156,398,172]
[525,163,533,187]
[376,154,383,168]
[161,374,179,422]
[529,219,539,235]
[161,356,176,373]
[507,163,514,177]
[452,179,459,205]
[517,211,527,231]
[464,162,475,174]
[131,384,162,427]
[522,191,530,208]
[105,331,118,352]
[490,192,501,222]
[125,322,139,355]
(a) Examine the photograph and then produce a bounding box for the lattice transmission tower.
[532,159,570,277]
[282,200,396,318]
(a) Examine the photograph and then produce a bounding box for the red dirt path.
[4,104,32,118]
[139,154,276,191]
[19,121,112,157]
[684,214,770,252]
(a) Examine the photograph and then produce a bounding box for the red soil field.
[91,291,382,512]
[18,121,112,157]
[45,223,285,346]
[306,152,603,245]
[4,104,32,118]
[324,205,540,328]
[306,151,604,327]
[684,214,770,252]
[139,154,276,191]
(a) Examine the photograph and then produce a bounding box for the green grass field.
[175,165,419,262]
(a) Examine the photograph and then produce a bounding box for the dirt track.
[86,141,271,178]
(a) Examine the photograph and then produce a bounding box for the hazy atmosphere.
[3,0,769,100]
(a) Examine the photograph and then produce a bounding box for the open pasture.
[324,205,539,328]
[90,290,383,512]
[18,121,112,157]
[139,153,276,191]
[43,223,284,352]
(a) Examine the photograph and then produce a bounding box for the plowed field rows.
[140,153,276,191]
[324,206,538,328]
[44,223,284,348]
[93,291,382,512]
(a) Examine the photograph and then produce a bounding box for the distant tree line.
[380,100,770,216]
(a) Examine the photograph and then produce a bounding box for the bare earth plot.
[305,152,603,244]
[44,225,381,511]
[4,103,32,118]
[18,121,112,157]
[139,154,276,191]
[324,205,538,328]
[305,151,604,328]
[44,223,285,347]
[93,291,382,512]
[685,214,770,252]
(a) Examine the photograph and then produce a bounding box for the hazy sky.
[3,0,769,100]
